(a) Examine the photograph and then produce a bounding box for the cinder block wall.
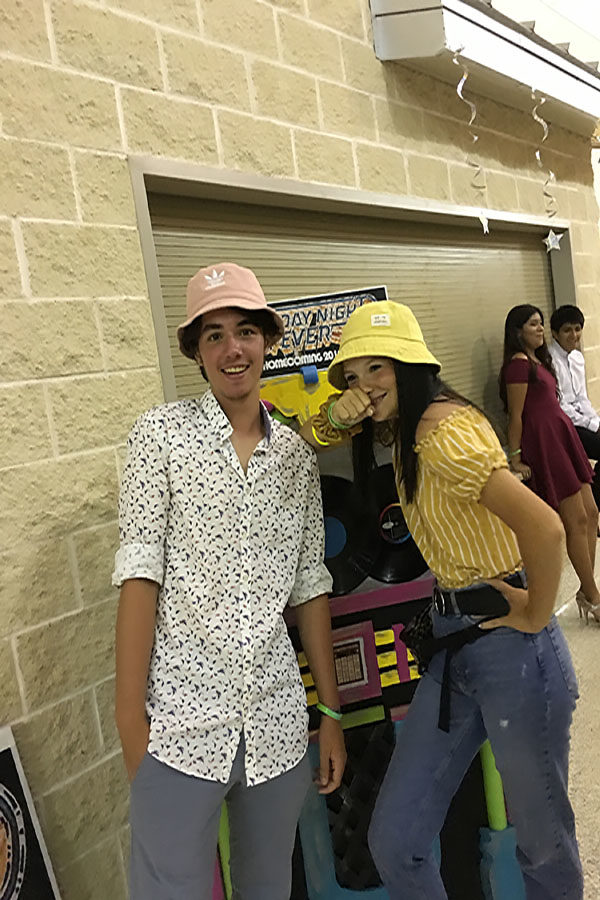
[1,1,599,897]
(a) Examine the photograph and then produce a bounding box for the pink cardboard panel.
[212,858,225,900]
[328,576,434,618]
[393,623,412,684]
[331,621,382,704]
[390,703,411,722]
[284,576,433,627]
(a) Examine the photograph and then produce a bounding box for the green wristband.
[507,448,521,459]
[327,399,351,431]
[317,702,343,721]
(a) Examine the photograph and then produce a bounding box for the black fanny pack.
[399,575,521,732]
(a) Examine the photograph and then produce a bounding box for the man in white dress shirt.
[113,263,346,900]
[549,304,600,510]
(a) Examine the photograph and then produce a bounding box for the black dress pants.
[575,425,600,509]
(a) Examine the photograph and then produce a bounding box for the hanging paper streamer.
[452,49,488,232]
[531,90,557,219]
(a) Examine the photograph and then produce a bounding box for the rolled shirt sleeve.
[288,451,333,606]
[112,411,170,588]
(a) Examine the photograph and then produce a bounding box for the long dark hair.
[499,304,556,411]
[352,361,474,505]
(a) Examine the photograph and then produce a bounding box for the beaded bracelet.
[327,399,351,431]
[317,702,343,722]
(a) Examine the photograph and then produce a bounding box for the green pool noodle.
[480,740,508,832]
[218,804,232,900]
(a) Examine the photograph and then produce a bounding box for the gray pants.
[129,735,311,900]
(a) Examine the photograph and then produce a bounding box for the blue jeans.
[368,612,583,899]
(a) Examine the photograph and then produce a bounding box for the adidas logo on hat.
[204,269,225,289]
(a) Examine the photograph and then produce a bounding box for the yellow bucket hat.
[327,300,440,391]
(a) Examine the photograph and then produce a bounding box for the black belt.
[433,571,525,618]
[429,572,525,732]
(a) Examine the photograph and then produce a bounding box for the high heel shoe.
[575,590,600,624]
[588,604,600,625]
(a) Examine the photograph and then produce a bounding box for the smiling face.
[553,321,582,354]
[342,356,398,421]
[196,308,266,406]
[518,312,545,353]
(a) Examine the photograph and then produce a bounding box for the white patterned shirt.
[113,390,332,785]
[549,340,600,432]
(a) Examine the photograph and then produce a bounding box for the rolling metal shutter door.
[149,193,554,431]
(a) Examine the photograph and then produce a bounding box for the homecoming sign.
[264,285,388,376]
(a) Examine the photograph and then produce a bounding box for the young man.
[113,262,346,900]
[549,304,600,509]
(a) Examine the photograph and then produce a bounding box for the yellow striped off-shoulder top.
[399,406,522,589]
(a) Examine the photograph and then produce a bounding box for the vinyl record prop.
[321,475,380,597]
[321,466,427,596]
[369,464,428,584]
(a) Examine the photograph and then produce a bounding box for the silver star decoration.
[478,212,490,234]
[543,229,563,252]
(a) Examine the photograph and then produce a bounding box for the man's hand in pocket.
[120,718,150,782]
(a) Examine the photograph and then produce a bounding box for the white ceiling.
[492,0,600,66]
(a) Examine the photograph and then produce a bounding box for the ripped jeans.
[368,613,583,899]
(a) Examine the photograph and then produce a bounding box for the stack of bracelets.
[310,397,361,447]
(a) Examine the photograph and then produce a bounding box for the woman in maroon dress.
[500,304,600,622]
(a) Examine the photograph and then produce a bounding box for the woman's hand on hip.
[331,388,374,427]
[479,581,545,633]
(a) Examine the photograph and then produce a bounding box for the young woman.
[500,304,600,624]
[303,300,583,899]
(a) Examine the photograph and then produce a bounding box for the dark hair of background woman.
[352,361,474,505]
[499,304,556,412]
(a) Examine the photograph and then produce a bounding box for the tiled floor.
[555,552,600,899]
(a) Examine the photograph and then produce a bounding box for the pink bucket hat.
[177,262,285,359]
